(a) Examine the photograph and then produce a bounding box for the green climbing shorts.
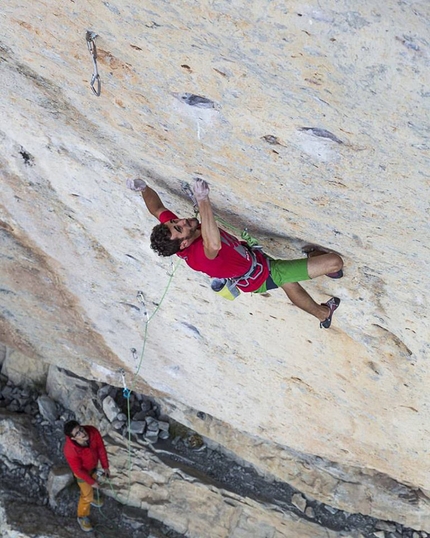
[254,258,310,293]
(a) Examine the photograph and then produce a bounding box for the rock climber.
[127,178,343,329]
[63,420,110,533]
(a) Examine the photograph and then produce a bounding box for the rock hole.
[262,134,281,145]
[173,92,216,109]
[299,127,343,144]
[19,149,34,166]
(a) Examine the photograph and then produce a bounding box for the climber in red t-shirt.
[127,178,343,329]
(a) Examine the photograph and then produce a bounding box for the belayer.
[127,178,343,329]
[63,420,110,533]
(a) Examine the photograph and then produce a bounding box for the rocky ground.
[0,370,428,538]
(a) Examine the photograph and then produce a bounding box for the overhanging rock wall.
[0,0,429,529]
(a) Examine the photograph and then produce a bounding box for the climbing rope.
[104,260,180,506]
[130,259,179,392]
[97,187,255,510]
[215,215,261,248]
[88,475,117,537]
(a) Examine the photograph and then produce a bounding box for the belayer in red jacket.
[63,420,110,533]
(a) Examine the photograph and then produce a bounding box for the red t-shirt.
[159,211,269,292]
[63,426,109,485]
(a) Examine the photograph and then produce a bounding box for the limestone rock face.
[0,391,361,538]
[0,410,50,467]
[106,432,358,538]
[2,348,49,389]
[0,498,80,538]
[0,0,429,530]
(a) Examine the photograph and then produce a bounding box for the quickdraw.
[119,369,131,399]
[136,290,150,322]
[86,30,101,96]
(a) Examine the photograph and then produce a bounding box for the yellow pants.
[75,472,96,518]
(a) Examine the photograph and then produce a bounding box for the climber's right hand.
[126,178,147,192]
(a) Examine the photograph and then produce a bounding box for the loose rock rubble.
[99,384,171,444]
[0,369,429,538]
[0,371,182,538]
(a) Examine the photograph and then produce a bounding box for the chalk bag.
[211,278,241,300]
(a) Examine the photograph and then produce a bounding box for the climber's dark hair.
[150,223,182,256]
[64,420,80,438]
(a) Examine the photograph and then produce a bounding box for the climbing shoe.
[77,517,93,532]
[325,269,343,279]
[90,496,104,508]
[320,297,341,329]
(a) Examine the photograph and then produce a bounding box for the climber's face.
[165,218,200,248]
[71,425,89,446]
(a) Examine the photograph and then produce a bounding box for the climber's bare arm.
[141,186,168,219]
[126,179,167,219]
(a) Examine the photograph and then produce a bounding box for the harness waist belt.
[232,248,264,286]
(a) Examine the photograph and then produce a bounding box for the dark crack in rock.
[299,127,344,144]
[172,92,216,109]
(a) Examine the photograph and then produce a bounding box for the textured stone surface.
[0,498,79,538]
[0,409,50,467]
[37,394,59,422]
[0,0,429,530]
[2,348,49,389]
[106,432,358,538]
[46,465,74,508]
[103,394,120,422]
[0,396,360,538]
[46,365,111,434]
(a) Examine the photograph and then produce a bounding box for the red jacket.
[63,425,109,485]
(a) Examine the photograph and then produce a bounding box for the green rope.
[97,205,258,514]
[213,215,260,248]
[93,211,258,528]
[130,260,180,392]
[99,210,257,510]
[104,260,181,508]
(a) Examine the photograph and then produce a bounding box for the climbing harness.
[233,246,264,286]
[210,246,264,300]
[86,30,101,96]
